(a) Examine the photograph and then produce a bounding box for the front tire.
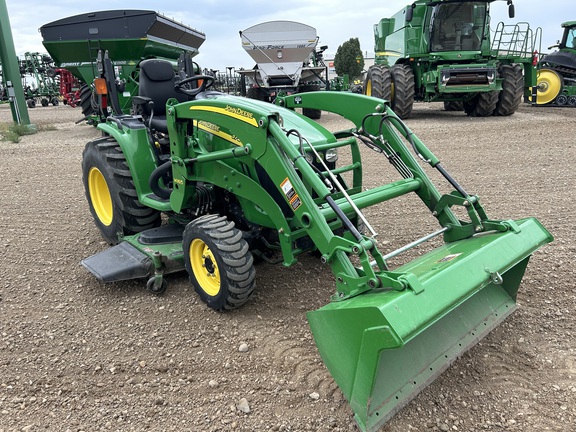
[82,137,161,244]
[390,64,415,119]
[183,214,256,311]
[494,64,523,116]
[364,65,391,102]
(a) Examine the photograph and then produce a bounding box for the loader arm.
[81,89,552,432]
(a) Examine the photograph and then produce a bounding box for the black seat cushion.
[138,59,188,132]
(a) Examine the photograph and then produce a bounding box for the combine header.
[76,42,551,431]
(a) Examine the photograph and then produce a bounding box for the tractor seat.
[133,59,189,133]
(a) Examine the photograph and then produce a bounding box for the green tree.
[333,38,364,80]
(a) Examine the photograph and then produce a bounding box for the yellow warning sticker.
[280,178,301,211]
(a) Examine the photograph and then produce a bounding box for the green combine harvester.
[40,10,206,123]
[534,21,576,106]
[364,0,541,118]
[74,40,552,430]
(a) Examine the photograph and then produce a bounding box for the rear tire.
[494,64,523,116]
[363,65,391,102]
[390,64,415,119]
[82,137,161,244]
[183,214,256,311]
[464,91,498,117]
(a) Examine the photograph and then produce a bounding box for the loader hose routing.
[285,126,377,238]
[360,112,471,199]
[149,160,173,199]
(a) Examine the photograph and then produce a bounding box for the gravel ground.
[0,101,574,432]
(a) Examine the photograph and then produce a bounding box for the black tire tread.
[246,87,267,101]
[494,64,524,116]
[184,214,255,311]
[79,84,95,117]
[464,91,499,117]
[300,84,322,120]
[391,64,415,119]
[363,65,392,102]
[443,101,464,111]
[82,137,161,244]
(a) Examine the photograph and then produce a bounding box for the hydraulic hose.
[149,160,173,200]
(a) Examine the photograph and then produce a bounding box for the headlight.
[305,152,314,164]
[325,148,338,163]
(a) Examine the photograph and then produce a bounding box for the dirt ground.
[0,100,574,432]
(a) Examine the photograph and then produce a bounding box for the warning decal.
[280,178,302,211]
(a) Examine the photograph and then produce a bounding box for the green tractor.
[534,21,576,106]
[79,59,551,431]
[364,0,541,118]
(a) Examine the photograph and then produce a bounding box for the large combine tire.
[494,64,524,116]
[246,86,268,102]
[300,84,322,120]
[79,84,96,117]
[82,137,161,244]
[464,91,498,117]
[363,65,392,102]
[183,214,256,311]
[443,101,464,111]
[390,64,415,119]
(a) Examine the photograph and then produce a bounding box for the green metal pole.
[0,0,34,128]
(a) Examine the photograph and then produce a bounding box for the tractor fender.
[97,119,161,205]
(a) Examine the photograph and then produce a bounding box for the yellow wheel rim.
[190,238,221,296]
[536,69,562,105]
[365,79,372,96]
[88,167,113,226]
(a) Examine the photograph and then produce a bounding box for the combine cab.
[535,21,576,106]
[40,10,205,123]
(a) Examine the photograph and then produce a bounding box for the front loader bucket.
[308,218,552,432]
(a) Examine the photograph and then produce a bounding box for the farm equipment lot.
[0,103,574,431]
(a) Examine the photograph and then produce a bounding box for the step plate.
[81,242,153,283]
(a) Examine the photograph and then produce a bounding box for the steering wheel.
[174,75,215,97]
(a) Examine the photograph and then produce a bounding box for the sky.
[3,0,570,72]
